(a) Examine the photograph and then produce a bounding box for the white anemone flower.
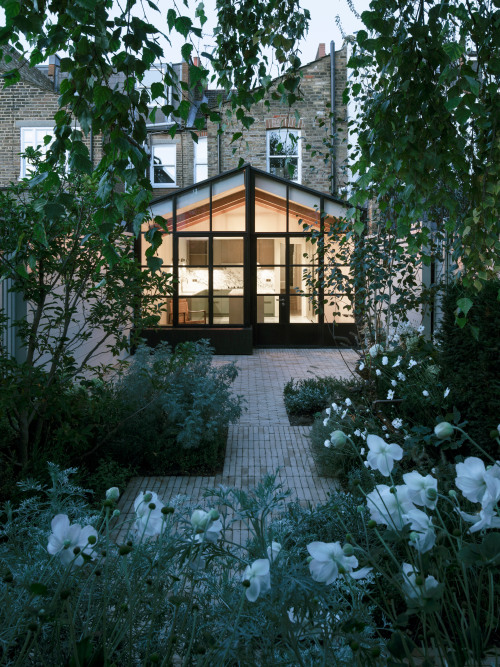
[366,434,403,476]
[392,418,403,430]
[382,356,389,366]
[422,390,429,397]
[392,356,402,368]
[387,390,395,400]
[366,484,414,529]
[403,471,438,509]
[191,509,223,544]
[324,439,332,448]
[376,369,382,376]
[391,380,397,387]
[106,487,120,501]
[369,344,383,358]
[325,407,331,416]
[134,491,165,537]
[307,541,371,584]
[267,541,282,562]
[243,559,271,602]
[455,457,489,504]
[408,359,417,369]
[459,503,500,533]
[358,362,365,371]
[397,372,406,382]
[444,387,450,398]
[47,514,97,567]
[401,563,440,603]
[405,508,436,553]
[345,398,352,407]
[323,418,329,426]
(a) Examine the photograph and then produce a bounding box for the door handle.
[279,296,286,306]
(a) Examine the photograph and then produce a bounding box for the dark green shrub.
[106,341,243,475]
[438,280,500,455]
[283,376,358,416]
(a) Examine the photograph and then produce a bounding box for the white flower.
[366,434,403,476]
[459,502,500,533]
[360,447,365,455]
[345,398,352,407]
[382,425,387,431]
[366,484,414,529]
[422,390,429,397]
[47,514,97,567]
[403,471,438,509]
[324,439,332,448]
[267,541,281,562]
[392,356,402,368]
[401,563,440,603]
[382,356,388,366]
[376,369,381,376]
[307,541,370,584]
[134,491,165,537]
[444,387,450,398]
[369,344,383,358]
[387,390,395,400]
[455,458,490,504]
[323,418,329,427]
[354,429,361,437]
[405,508,436,553]
[341,409,348,419]
[391,380,397,387]
[417,325,425,334]
[358,362,365,371]
[408,359,417,369]
[392,418,403,430]
[106,487,120,501]
[191,509,223,544]
[331,402,340,413]
[397,372,406,382]
[325,407,331,416]
[243,559,271,602]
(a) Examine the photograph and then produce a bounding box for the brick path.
[118,348,357,541]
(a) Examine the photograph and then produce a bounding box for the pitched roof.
[0,45,54,93]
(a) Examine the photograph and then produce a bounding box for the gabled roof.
[0,45,54,93]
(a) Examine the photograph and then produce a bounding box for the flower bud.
[434,422,454,440]
[409,531,418,543]
[103,499,114,508]
[208,509,219,521]
[368,520,377,529]
[425,487,438,501]
[338,565,346,575]
[324,439,332,448]
[356,505,364,513]
[73,546,81,555]
[112,509,120,518]
[148,503,156,511]
[345,533,353,543]
[119,545,132,556]
[448,490,457,499]
[415,575,424,586]
[87,535,97,545]
[106,487,120,502]
[242,579,251,588]
[343,544,354,557]
[162,506,174,515]
[330,430,347,447]
[143,493,153,503]
[306,556,313,563]
[452,528,461,537]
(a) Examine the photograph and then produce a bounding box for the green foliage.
[438,280,500,456]
[347,0,500,289]
[283,376,358,416]
[0,164,171,470]
[0,0,308,242]
[105,341,243,475]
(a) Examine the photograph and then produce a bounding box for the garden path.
[118,348,358,543]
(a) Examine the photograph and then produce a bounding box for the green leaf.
[456,297,473,316]
[43,202,65,220]
[354,221,364,235]
[147,256,163,272]
[443,42,464,61]
[464,75,480,97]
[30,583,48,596]
[28,172,49,188]
[181,43,193,62]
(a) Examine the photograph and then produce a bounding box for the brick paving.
[118,348,358,542]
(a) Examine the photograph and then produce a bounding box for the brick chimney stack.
[47,54,60,90]
[193,56,200,67]
[315,43,326,59]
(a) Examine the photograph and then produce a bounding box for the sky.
[0,0,372,68]
[159,0,372,67]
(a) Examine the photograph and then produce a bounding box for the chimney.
[193,56,200,67]
[47,54,60,90]
[315,43,326,59]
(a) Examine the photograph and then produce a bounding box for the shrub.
[106,341,243,474]
[284,376,359,416]
[438,280,500,457]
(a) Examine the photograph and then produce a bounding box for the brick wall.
[206,46,349,195]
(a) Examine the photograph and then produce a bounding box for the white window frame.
[266,128,302,183]
[193,136,208,183]
[151,143,177,188]
[20,127,55,179]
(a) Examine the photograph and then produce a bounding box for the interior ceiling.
[150,186,341,232]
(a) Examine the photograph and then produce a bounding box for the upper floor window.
[20,127,55,178]
[193,136,208,183]
[151,144,176,188]
[267,128,301,183]
[139,63,173,126]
